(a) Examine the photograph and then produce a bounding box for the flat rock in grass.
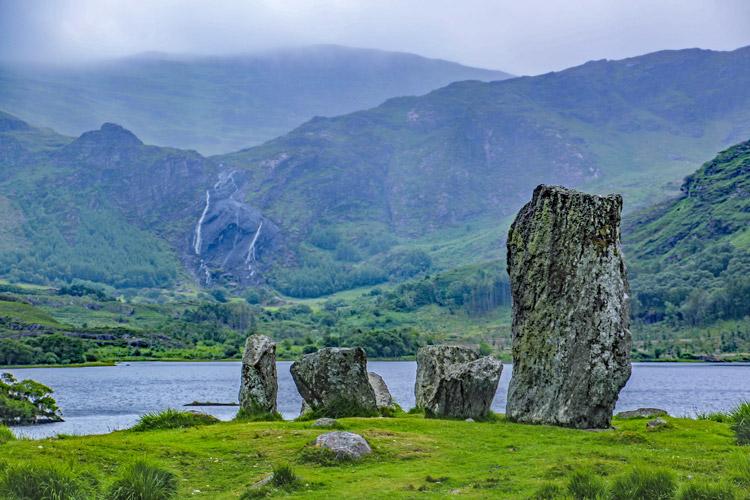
[415,345,479,409]
[368,372,396,410]
[314,431,372,460]
[506,185,632,429]
[647,417,668,429]
[291,347,378,417]
[312,418,338,428]
[616,408,668,419]
[239,335,278,416]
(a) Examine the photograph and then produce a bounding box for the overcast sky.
[1,0,749,75]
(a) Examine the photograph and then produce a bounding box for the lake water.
[6,361,750,439]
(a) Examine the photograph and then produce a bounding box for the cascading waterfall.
[245,221,263,271]
[193,190,210,255]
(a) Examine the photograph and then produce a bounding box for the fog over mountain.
[1,0,749,74]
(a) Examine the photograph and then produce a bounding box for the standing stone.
[415,345,479,410]
[506,185,632,429]
[431,357,503,419]
[239,335,278,416]
[368,372,396,410]
[291,347,378,417]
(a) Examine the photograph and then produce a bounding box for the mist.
[1,0,750,75]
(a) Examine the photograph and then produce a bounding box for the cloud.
[1,0,749,74]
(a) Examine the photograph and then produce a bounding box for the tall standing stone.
[506,185,631,429]
[291,347,378,418]
[239,334,278,416]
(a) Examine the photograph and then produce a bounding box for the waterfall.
[245,221,264,270]
[193,190,210,255]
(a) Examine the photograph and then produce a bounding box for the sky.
[1,0,750,75]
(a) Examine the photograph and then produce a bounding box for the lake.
[6,361,750,438]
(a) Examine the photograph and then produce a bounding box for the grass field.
[1,414,748,498]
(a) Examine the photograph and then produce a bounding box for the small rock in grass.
[647,417,668,429]
[312,418,338,428]
[465,418,475,423]
[616,408,668,419]
[314,431,372,460]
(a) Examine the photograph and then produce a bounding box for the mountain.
[206,45,750,295]
[0,45,511,155]
[2,46,750,298]
[625,139,750,333]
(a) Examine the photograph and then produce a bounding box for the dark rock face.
[430,357,503,419]
[314,431,372,460]
[239,335,278,416]
[415,345,502,419]
[506,184,632,429]
[291,347,378,418]
[368,372,396,410]
[191,169,282,286]
[415,345,479,410]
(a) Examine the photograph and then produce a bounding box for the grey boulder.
[238,334,277,416]
[291,347,378,417]
[415,345,479,409]
[314,431,372,460]
[506,185,632,429]
[368,372,396,410]
[429,357,503,419]
[312,418,339,428]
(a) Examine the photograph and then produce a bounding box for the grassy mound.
[130,409,219,432]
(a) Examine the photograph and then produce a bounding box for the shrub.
[567,469,607,499]
[0,425,14,444]
[130,409,219,432]
[729,402,750,445]
[0,373,62,425]
[107,461,177,500]
[610,466,676,500]
[271,464,299,488]
[0,462,90,500]
[677,481,737,499]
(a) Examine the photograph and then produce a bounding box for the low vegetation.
[0,372,61,425]
[130,409,219,432]
[0,462,93,500]
[107,461,177,500]
[0,425,14,444]
[0,414,748,498]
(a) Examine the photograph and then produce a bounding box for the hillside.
[624,139,750,356]
[0,45,511,154]
[208,45,750,296]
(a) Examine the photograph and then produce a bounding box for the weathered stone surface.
[506,185,632,429]
[312,417,339,428]
[291,347,378,417]
[616,408,668,419]
[429,357,503,419]
[314,431,372,460]
[368,372,396,410]
[415,345,479,409]
[239,335,277,415]
[647,417,668,429]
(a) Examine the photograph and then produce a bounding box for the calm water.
[6,361,750,438]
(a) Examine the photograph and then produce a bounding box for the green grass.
[0,462,92,499]
[0,414,746,498]
[130,409,220,432]
[106,461,177,500]
[0,425,14,444]
[610,467,677,500]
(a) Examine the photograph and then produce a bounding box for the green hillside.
[625,139,750,356]
[0,45,511,154]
